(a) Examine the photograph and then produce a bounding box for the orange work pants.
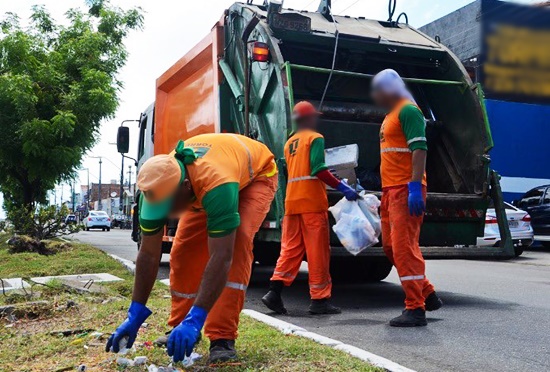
[381,185,435,310]
[168,176,277,341]
[271,212,332,300]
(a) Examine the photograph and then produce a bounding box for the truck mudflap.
[331,171,515,259]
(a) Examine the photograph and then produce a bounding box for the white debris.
[182,352,202,367]
[134,356,148,365]
[116,357,134,366]
[89,331,103,339]
[141,322,149,328]
[76,365,87,371]
[110,336,133,355]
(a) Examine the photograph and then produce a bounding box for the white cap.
[372,69,416,104]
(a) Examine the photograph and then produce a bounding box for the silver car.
[83,211,111,231]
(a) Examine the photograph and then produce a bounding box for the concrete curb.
[108,254,136,274]
[241,309,416,372]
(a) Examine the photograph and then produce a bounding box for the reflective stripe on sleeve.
[170,289,197,299]
[406,137,427,145]
[400,275,425,281]
[381,147,412,153]
[226,281,247,291]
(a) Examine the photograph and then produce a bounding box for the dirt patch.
[6,235,72,255]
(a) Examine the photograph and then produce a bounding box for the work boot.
[389,308,427,327]
[425,291,443,312]
[261,280,287,314]
[308,299,342,315]
[208,339,237,363]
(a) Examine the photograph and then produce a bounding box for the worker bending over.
[262,101,359,315]
[372,69,443,327]
[106,134,278,362]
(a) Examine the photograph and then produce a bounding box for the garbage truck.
[120,0,514,282]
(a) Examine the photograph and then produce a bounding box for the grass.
[0,234,380,371]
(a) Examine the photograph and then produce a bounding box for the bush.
[7,204,81,240]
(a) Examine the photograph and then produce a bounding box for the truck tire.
[514,246,524,257]
[253,241,281,266]
[542,241,550,249]
[330,257,393,283]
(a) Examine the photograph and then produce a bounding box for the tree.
[0,0,143,228]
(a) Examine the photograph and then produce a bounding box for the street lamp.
[89,156,103,210]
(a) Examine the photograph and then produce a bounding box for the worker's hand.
[167,306,207,362]
[337,180,360,201]
[408,181,425,217]
[106,301,152,353]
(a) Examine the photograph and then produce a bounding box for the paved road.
[74,230,550,372]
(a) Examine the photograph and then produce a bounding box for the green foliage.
[0,1,143,222]
[7,204,81,240]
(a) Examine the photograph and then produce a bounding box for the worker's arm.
[106,215,164,353]
[400,104,428,216]
[132,231,163,303]
[310,137,359,200]
[167,183,240,362]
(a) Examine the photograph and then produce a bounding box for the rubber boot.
[209,339,237,363]
[308,298,341,315]
[389,308,427,327]
[261,280,287,314]
[425,291,443,311]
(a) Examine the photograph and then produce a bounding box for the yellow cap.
[137,154,184,222]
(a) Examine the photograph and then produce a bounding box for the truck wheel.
[331,257,393,283]
[253,241,281,266]
[514,246,524,257]
[86,227,90,231]
[542,241,550,249]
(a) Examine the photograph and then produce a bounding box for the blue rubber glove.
[106,301,152,352]
[167,306,208,362]
[337,180,360,201]
[408,181,425,217]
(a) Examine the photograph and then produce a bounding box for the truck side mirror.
[117,126,130,154]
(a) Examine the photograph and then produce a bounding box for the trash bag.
[329,198,379,256]
[357,192,382,236]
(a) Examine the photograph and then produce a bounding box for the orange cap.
[292,101,322,120]
[137,154,183,203]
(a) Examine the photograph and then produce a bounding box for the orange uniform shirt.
[185,133,277,205]
[284,130,328,215]
[380,99,428,188]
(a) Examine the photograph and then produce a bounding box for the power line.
[337,0,360,15]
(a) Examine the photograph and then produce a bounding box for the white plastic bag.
[357,192,382,236]
[329,198,379,255]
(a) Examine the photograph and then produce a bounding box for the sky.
[0,0,539,217]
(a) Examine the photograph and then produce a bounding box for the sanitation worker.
[106,133,278,362]
[261,101,359,315]
[371,69,443,327]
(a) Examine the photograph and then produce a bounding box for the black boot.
[209,339,237,363]
[389,308,427,327]
[308,298,341,315]
[261,280,287,314]
[425,291,443,311]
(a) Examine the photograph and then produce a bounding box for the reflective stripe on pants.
[271,212,332,300]
[381,185,435,310]
[168,175,278,341]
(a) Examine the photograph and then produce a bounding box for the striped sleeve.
[399,105,428,151]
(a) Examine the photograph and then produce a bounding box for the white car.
[477,202,533,256]
[83,211,111,231]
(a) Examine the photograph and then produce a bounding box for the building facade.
[420,0,550,201]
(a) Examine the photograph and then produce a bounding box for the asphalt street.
[75,229,550,372]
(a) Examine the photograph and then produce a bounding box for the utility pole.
[98,158,102,210]
[127,165,132,217]
[71,181,75,212]
[119,154,125,212]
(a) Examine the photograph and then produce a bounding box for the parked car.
[514,185,550,247]
[83,211,111,231]
[64,214,77,224]
[477,202,533,256]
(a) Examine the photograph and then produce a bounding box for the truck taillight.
[485,215,498,224]
[252,42,270,62]
[522,214,531,222]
